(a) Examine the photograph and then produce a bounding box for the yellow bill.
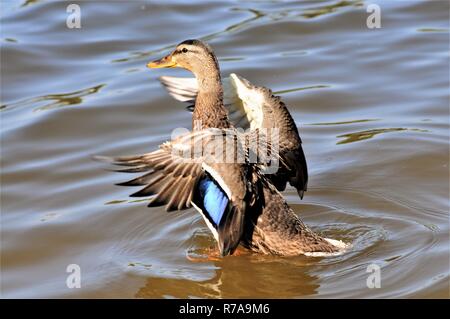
[147,54,178,68]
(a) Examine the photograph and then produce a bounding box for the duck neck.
[192,69,230,130]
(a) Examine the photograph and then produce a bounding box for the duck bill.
[147,54,178,68]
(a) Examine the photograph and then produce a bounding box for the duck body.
[242,182,340,256]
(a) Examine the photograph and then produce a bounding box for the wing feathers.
[130,173,166,197]
[157,75,308,199]
[96,128,280,256]
[159,76,197,103]
[115,170,156,186]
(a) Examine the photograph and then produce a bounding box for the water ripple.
[336,127,430,144]
[1,84,105,112]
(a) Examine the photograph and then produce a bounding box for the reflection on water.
[128,262,152,269]
[417,28,449,33]
[280,50,308,57]
[203,8,265,41]
[21,0,40,7]
[220,57,245,62]
[336,128,430,145]
[105,198,150,205]
[274,85,329,95]
[110,0,364,65]
[301,0,363,19]
[135,258,320,298]
[111,8,266,64]
[1,84,104,112]
[309,119,379,126]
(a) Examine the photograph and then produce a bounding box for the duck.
[147,39,308,199]
[100,128,347,256]
[97,40,348,257]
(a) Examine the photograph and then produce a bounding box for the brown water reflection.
[301,0,363,19]
[336,128,429,144]
[136,258,319,298]
[1,84,104,112]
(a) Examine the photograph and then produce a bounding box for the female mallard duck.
[102,128,347,257]
[98,40,347,257]
[148,39,308,199]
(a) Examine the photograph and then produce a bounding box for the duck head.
[147,39,220,80]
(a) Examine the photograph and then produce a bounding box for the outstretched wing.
[95,129,230,211]
[160,75,258,130]
[95,149,202,211]
[159,74,308,198]
[159,76,198,103]
[96,128,274,256]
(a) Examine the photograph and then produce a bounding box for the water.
[1,0,449,298]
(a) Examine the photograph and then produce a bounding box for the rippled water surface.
[1,0,449,298]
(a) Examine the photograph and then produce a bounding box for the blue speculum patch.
[198,177,229,226]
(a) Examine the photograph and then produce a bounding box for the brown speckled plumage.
[242,180,338,255]
[235,74,308,198]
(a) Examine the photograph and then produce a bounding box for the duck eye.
[181,48,188,53]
